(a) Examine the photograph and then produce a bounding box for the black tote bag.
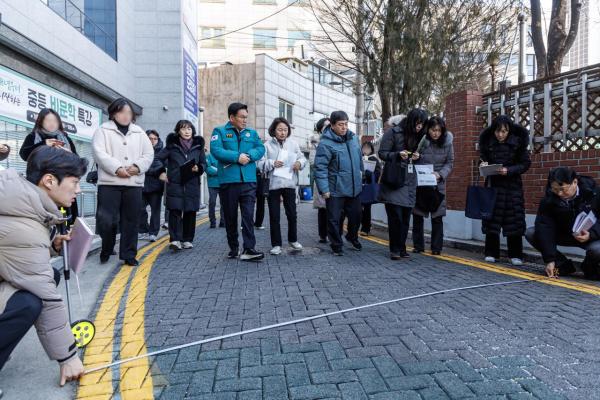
[416,186,445,213]
[379,157,406,189]
[465,181,497,220]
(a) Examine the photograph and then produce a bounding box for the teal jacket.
[205,152,220,188]
[210,122,265,184]
[314,127,363,198]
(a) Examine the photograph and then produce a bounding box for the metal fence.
[481,63,600,153]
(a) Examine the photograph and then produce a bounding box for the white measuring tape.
[85,278,531,374]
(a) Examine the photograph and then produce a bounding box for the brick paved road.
[113,204,600,399]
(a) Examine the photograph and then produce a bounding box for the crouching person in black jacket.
[526,167,600,279]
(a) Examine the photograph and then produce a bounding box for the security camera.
[162,105,169,111]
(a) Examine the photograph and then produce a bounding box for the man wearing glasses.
[210,103,266,261]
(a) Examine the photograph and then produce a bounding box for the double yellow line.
[77,218,209,400]
[364,234,600,296]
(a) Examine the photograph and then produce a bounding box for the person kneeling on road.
[0,146,87,392]
[526,167,600,279]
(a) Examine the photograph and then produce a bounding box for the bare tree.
[530,0,582,78]
[309,0,518,119]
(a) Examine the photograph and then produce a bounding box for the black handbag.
[416,186,445,213]
[465,178,497,220]
[86,164,98,185]
[379,157,406,189]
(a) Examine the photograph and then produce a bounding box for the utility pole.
[355,0,366,137]
[518,13,527,84]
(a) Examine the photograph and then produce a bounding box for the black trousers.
[221,183,257,251]
[139,191,163,236]
[412,215,444,253]
[385,204,412,254]
[361,204,372,234]
[168,209,197,242]
[268,188,298,247]
[317,208,328,240]
[96,185,142,260]
[0,291,42,370]
[208,187,224,226]
[485,233,523,258]
[255,193,266,227]
[326,196,361,252]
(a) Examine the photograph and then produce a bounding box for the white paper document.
[414,164,437,186]
[572,211,597,235]
[273,149,295,180]
[364,160,377,173]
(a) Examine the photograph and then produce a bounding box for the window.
[279,99,293,124]
[527,54,536,81]
[44,0,117,59]
[254,29,277,49]
[288,30,311,49]
[200,27,226,48]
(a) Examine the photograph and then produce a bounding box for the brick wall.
[444,90,600,215]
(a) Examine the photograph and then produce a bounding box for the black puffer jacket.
[157,134,206,212]
[535,176,600,263]
[143,138,165,193]
[479,123,531,236]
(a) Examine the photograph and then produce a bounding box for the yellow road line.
[77,218,208,399]
[118,217,209,399]
[363,234,600,296]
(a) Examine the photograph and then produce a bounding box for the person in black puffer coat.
[139,130,165,241]
[158,120,206,251]
[479,115,531,265]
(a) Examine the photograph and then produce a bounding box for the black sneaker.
[124,258,139,266]
[319,238,328,244]
[228,248,240,259]
[240,249,265,261]
[210,223,216,229]
[390,253,402,260]
[399,251,410,258]
[412,248,423,254]
[431,250,441,256]
[219,221,225,228]
[349,240,362,251]
[333,248,344,256]
[100,254,110,264]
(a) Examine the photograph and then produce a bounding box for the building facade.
[0,0,199,178]
[200,54,356,154]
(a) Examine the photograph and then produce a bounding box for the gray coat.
[413,132,455,218]
[377,126,417,207]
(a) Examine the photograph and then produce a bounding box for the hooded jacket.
[157,133,206,212]
[0,169,77,364]
[143,137,165,193]
[314,127,363,198]
[92,120,154,187]
[258,136,307,190]
[534,175,600,263]
[205,152,220,188]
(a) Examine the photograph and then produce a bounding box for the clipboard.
[180,159,198,183]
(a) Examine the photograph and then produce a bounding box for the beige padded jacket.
[0,169,77,364]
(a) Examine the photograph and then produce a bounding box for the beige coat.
[92,121,154,187]
[0,169,77,363]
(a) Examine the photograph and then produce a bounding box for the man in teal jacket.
[205,149,224,229]
[314,110,364,256]
[210,103,265,260]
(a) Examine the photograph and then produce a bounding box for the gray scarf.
[34,129,69,146]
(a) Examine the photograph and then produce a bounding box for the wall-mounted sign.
[0,65,101,140]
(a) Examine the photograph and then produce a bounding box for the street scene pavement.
[45,203,600,400]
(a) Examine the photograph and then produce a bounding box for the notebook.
[572,211,597,235]
[67,218,95,274]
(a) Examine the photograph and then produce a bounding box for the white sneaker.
[148,235,157,242]
[256,225,265,230]
[484,256,496,263]
[169,241,182,251]
[138,233,148,240]
[270,246,282,255]
[510,258,523,266]
[182,242,194,249]
[289,242,303,251]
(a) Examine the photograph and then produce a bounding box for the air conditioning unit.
[316,58,330,69]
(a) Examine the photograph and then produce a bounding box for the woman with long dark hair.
[20,108,79,223]
[139,129,165,242]
[359,141,381,236]
[92,98,154,266]
[378,109,428,260]
[259,117,306,255]
[412,116,454,255]
[479,115,531,265]
[158,120,206,251]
